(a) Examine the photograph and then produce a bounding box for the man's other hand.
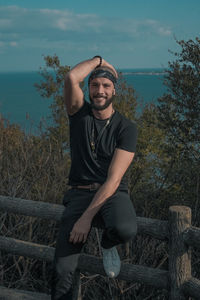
[69,216,92,244]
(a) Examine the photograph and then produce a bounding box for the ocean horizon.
[0,68,167,133]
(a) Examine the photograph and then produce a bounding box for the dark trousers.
[51,188,137,300]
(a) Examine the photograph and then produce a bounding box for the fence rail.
[0,195,200,299]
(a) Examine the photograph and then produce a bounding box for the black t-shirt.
[68,101,137,190]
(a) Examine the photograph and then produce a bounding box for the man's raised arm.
[64,57,117,115]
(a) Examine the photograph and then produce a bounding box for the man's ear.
[113,88,116,96]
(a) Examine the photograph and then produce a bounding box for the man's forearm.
[68,179,119,245]
[81,149,134,221]
[66,57,101,84]
[82,178,120,220]
[66,57,117,85]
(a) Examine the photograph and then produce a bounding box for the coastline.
[0,69,167,132]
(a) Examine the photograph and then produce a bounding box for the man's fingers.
[69,218,91,244]
[83,233,87,243]
[102,59,118,78]
[72,233,80,244]
[69,231,76,243]
[77,233,85,243]
[69,231,86,244]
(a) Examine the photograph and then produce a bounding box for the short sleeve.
[116,121,137,153]
[68,100,90,122]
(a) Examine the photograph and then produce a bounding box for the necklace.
[90,109,115,158]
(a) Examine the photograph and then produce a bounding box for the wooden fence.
[0,195,200,299]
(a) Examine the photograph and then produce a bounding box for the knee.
[113,222,137,243]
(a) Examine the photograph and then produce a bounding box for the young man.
[51,56,137,299]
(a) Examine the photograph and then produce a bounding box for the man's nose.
[97,84,104,93]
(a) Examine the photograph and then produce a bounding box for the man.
[51,56,137,299]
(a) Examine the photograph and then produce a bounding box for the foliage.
[35,55,71,151]
[114,72,137,120]
[0,119,70,201]
[155,38,200,224]
[129,104,169,219]
[157,38,200,160]
[0,117,71,292]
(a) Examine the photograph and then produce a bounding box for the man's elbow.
[107,177,121,191]
[65,68,82,86]
[65,71,75,85]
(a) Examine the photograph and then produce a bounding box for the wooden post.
[169,206,191,300]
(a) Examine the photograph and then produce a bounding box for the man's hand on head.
[101,59,118,79]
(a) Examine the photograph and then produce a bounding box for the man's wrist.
[93,55,102,68]
[82,209,96,221]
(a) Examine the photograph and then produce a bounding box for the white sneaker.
[101,246,121,278]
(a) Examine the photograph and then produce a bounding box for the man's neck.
[92,105,114,120]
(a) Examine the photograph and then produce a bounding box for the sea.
[0,68,167,134]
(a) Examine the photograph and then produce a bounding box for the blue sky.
[0,0,199,71]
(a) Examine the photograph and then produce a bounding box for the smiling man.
[51,56,138,300]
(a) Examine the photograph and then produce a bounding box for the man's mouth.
[94,96,106,100]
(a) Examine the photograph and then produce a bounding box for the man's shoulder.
[114,111,137,129]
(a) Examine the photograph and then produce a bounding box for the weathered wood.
[181,277,200,299]
[0,195,169,240]
[0,195,63,222]
[169,206,192,300]
[0,236,54,262]
[137,216,169,240]
[0,236,169,290]
[79,254,169,290]
[183,226,200,250]
[3,196,200,299]
[0,286,50,300]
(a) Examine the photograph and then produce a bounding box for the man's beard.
[89,94,115,111]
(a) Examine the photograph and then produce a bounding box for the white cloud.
[136,19,172,37]
[9,41,17,47]
[0,41,5,47]
[0,40,17,50]
[0,5,172,52]
[0,18,12,28]
[158,27,171,36]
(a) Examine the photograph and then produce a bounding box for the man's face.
[89,77,115,111]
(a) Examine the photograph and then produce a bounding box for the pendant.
[91,141,95,152]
